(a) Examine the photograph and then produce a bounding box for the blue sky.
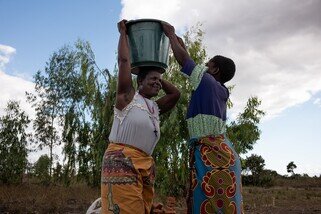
[1,0,321,176]
[0,0,120,78]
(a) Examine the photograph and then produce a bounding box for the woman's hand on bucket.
[161,21,175,38]
[118,19,128,34]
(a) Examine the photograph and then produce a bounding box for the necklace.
[142,96,155,114]
[140,94,158,138]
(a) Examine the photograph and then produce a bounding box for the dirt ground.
[242,186,321,214]
[1,184,321,213]
[161,186,321,214]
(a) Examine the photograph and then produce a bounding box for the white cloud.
[314,98,321,107]
[0,44,16,69]
[0,44,48,163]
[0,44,35,119]
[121,0,321,119]
[229,32,321,120]
[120,0,182,25]
[0,71,35,117]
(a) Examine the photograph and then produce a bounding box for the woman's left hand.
[117,19,128,34]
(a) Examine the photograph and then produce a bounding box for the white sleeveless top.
[109,92,160,155]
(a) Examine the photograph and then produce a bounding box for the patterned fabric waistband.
[187,114,226,139]
[189,134,225,148]
[109,142,150,157]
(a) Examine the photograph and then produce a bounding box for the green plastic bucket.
[126,19,170,74]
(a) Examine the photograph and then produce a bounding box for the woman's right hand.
[161,21,175,38]
[118,19,128,34]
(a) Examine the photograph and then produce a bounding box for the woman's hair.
[213,55,235,83]
[136,66,163,85]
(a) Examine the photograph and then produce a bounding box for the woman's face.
[139,70,162,98]
[206,58,219,77]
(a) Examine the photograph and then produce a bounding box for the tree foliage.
[34,154,51,184]
[27,40,116,186]
[244,154,265,177]
[0,101,30,184]
[227,97,265,154]
[287,161,297,176]
[242,154,275,187]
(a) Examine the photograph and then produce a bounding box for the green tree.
[0,101,30,184]
[287,161,297,176]
[227,97,265,154]
[26,57,64,178]
[58,41,116,186]
[244,154,265,177]
[243,154,268,186]
[34,155,51,184]
[52,162,63,183]
[27,40,115,185]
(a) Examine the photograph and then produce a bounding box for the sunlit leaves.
[227,96,265,154]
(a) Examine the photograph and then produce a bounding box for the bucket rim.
[131,64,167,75]
[126,18,168,27]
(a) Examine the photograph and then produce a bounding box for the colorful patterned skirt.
[187,135,243,214]
[101,143,155,214]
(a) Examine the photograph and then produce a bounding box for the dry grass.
[0,183,99,213]
[1,177,321,213]
[243,186,321,213]
[242,176,321,213]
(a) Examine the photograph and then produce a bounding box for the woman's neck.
[138,90,152,99]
